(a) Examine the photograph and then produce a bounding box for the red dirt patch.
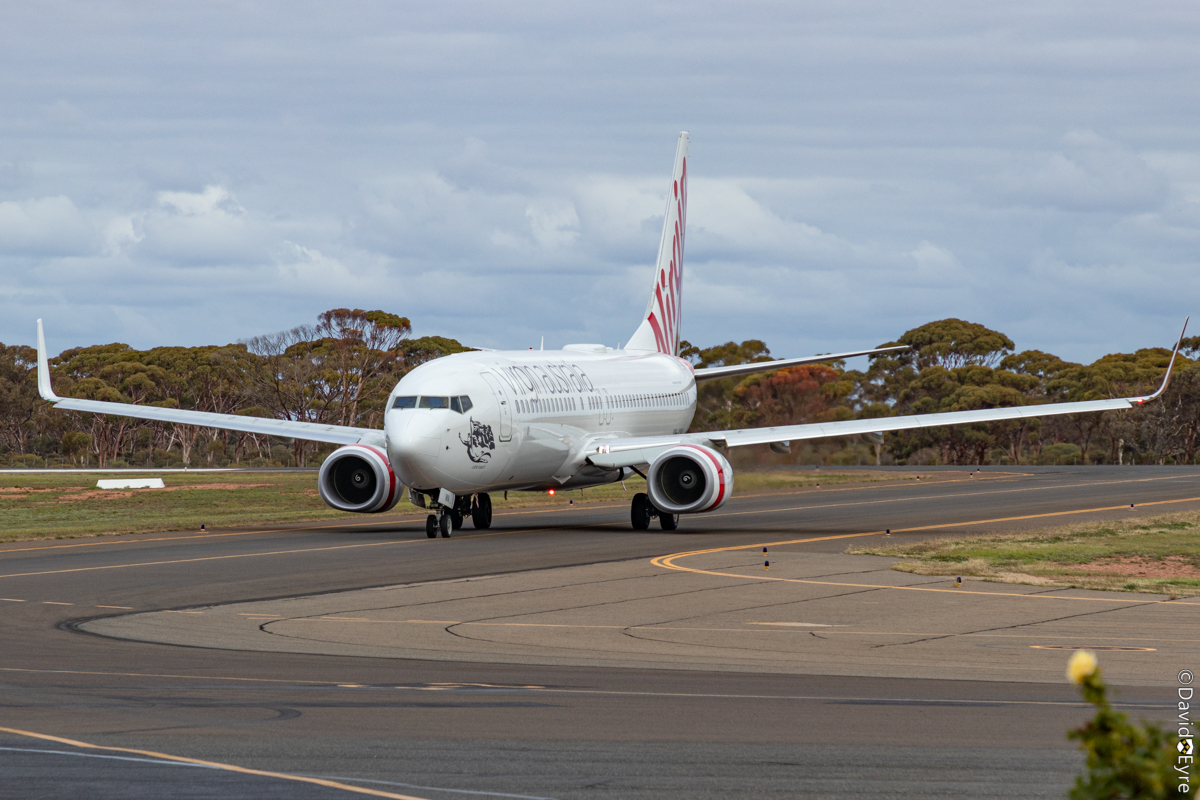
[61,490,136,500]
[167,483,272,491]
[29,483,274,502]
[1056,556,1200,580]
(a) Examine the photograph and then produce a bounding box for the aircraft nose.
[386,412,444,488]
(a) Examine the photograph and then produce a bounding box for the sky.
[2,1,1199,365]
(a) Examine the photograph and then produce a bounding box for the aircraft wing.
[589,320,1188,471]
[36,320,382,447]
[692,345,909,382]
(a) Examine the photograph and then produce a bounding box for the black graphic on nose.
[460,417,496,463]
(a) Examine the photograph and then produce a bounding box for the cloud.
[524,198,580,249]
[3,1,1200,363]
[984,131,1169,213]
[0,196,96,256]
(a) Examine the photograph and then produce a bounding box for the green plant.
[1066,651,1186,799]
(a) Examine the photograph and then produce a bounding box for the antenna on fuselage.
[540,336,544,351]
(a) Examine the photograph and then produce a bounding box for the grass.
[848,512,1200,595]
[0,467,914,542]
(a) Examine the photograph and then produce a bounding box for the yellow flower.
[1067,650,1098,684]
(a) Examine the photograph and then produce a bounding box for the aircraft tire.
[425,515,437,538]
[659,513,679,531]
[439,514,452,538]
[450,510,464,530]
[472,493,493,529]
[631,493,653,530]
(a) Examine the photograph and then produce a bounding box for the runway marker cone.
[956,576,962,587]
[885,529,890,537]
[765,560,769,571]
[1131,503,1134,508]
[200,524,205,532]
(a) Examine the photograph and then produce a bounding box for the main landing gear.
[631,492,679,531]
[425,492,492,538]
[471,493,493,529]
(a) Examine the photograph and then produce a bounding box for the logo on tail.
[626,132,688,356]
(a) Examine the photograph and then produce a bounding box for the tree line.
[1,313,1197,468]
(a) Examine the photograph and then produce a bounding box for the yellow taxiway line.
[0,527,522,581]
[0,726,432,800]
[651,496,1200,606]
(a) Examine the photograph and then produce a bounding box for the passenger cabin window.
[392,396,417,409]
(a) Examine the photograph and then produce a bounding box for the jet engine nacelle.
[646,444,733,514]
[317,444,402,513]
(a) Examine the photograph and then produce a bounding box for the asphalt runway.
[2,465,1198,799]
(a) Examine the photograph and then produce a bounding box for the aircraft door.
[480,372,512,441]
[601,388,611,425]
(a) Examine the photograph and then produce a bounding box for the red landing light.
[548,489,556,495]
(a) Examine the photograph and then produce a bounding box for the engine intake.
[318,444,401,513]
[646,444,733,514]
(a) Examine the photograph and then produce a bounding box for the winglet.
[36,319,61,402]
[1134,316,1188,405]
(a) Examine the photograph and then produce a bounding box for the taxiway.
[2,466,1197,798]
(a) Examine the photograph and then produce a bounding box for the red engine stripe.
[352,444,396,511]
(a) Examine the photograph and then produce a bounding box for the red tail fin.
[626,132,688,355]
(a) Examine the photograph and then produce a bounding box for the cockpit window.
[458,396,473,412]
[450,396,462,413]
[419,396,450,409]
[392,396,417,409]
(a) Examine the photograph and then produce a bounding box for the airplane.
[35,132,1187,538]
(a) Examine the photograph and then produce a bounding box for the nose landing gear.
[631,492,679,531]
[426,511,454,538]
[422,490,493,538]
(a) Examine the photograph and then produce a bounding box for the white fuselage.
[384,347,697,494]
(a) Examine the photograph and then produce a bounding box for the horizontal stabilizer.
[693,345,909,382]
